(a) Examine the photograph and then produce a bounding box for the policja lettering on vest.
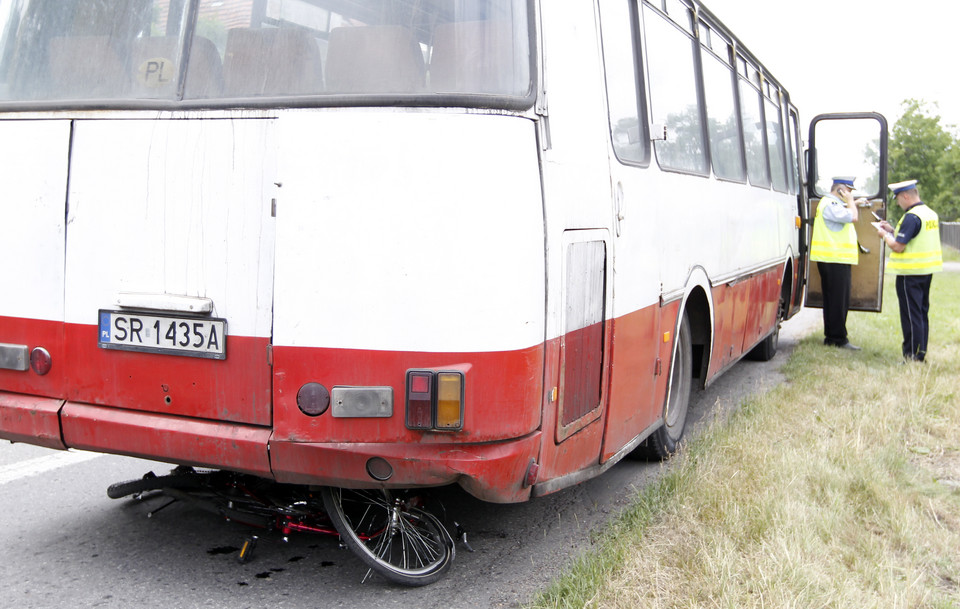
[888,204,942,274]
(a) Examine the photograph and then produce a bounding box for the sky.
[703,0,960,138]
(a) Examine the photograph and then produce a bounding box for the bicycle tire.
[320,486,455,586]
[106,470,209,499]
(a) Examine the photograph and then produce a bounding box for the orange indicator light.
[435,372,464,430]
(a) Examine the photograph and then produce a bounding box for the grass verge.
[528,272,960,609]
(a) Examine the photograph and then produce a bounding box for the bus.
[0,0,886,585]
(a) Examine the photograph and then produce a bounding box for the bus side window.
[765,94,788,192]
[598,0,649,166]
[738,58,769,188]
[325,26,425,94]
[642,3,708,175]
[48,36,126,99]
[222,28,324,98]
[699,22,745,182]
[429,21,516,95]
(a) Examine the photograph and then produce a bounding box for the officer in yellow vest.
[810,176,862,349]
[875,179,942,362]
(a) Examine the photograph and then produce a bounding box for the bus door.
[804,113,888,312]
[534,0,619,490]
[600,178,665,463]
[63,118,278,430]
[594,0,665,463]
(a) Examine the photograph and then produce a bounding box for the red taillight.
[406,370,434,430]
[410,373,430,394]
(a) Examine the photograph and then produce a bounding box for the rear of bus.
[0,0,545,503]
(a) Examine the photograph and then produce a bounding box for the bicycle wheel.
[320,487,455,586]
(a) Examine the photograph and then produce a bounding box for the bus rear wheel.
[747,294,785,362]
[647,314,692,459]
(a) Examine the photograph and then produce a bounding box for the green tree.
[888,99,959,222]
[934,139,960,222]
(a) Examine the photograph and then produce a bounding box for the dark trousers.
[895,274,933,361]
[818,262,852,346]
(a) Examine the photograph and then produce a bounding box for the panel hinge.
[536,93,551,151]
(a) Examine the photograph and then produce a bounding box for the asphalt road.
[0,308,819,609]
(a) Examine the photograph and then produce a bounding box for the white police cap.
[832,176,856,189]
[889,179,918,195]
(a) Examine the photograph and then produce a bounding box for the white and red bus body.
[0,0,805,504]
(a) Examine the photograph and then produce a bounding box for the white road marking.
[0,450,102,486]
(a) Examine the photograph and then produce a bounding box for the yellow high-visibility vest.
[889,204,942,275]
[810,197,858,264]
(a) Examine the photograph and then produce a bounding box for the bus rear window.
[0,0,532,106]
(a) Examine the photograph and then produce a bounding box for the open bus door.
[804,112,888,312]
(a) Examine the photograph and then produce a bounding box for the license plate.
[98,310,227,360]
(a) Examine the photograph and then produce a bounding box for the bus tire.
[746,320,779,362]
[747,294,784,362]
[647,314,693,459]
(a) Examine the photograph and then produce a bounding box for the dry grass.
[530,273,960,609]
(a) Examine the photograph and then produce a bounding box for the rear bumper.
[0,393,65,449]
[60,402,274,477]
[269,432,540,504]
[0,391,540,503]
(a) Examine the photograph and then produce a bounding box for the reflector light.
[297,383,330,417]
[435,372,464,430]
[524,459,540,488]
[406,370,433,430]
[30,347,52,376]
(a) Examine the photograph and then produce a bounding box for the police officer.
[875,179,942,362]
[810,176,863,350]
